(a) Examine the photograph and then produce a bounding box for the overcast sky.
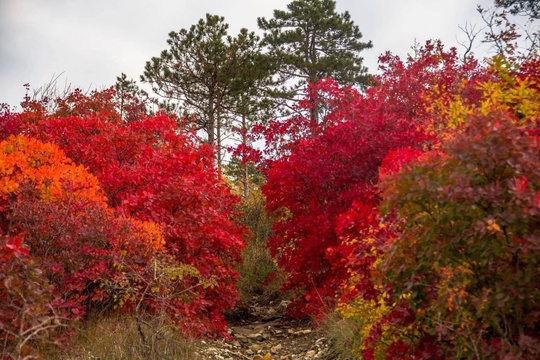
[0,0,503,108]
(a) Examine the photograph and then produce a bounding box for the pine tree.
[114,73,154,122]
[258,0,373,123]
[141,14,273,167]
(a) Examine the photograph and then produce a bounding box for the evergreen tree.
[142,14,229,145]
[114,73,154,122]
[258,0,372,123]
[141,14,272,167]
[226,29,276,195]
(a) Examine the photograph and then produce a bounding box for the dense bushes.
[0,91,246,357]
[261,44,540,357]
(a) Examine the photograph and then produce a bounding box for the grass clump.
[40,313,196,360]
[320,311,362,360]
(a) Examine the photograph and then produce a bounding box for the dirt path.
[194,296,341,360]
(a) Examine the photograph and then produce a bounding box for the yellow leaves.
[446,95,471,129]
[337,293,390,356]
[427,56,540,138]
[336,289,417,360]
[478,76,540,123]
[485,219,502,234]
[342,236,359,246]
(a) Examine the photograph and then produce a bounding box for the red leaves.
[262,78,425,318]
[379,147,423,180]
[0,234,65,358]
[0,88,246,338]
[261,41,497,355]
[31,112,244,336]
[5,235,29,258]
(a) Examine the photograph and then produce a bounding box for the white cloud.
[0,0,520,108]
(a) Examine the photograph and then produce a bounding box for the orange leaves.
[20,107,245,336]
[1,75,245,343]
[0,135,106,206]
[0,134,179,330]
[113,216,166,254]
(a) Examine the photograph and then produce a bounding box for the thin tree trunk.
[309,85,319,131]
[308,29,319,128]
[207,98,215,144]
[242,112,249,199]
[217,108,222,170]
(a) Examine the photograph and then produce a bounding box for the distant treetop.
[496,0,540,19]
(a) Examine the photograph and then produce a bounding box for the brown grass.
[320,311,362,360]
[39,313,196,360]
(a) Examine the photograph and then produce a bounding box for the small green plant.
[224,161,284,304]
[236,186,282,303]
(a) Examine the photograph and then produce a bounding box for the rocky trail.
[195,296,342,360]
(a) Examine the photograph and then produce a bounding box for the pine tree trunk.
[242,112,249,199]
[309,84,319,132]
[217,110,222,170]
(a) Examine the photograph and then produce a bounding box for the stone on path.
[195,295,337,359]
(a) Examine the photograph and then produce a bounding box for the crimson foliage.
[0,235,62,358]
[261,42,484,319]
[1,87,246,337]
[263,79,422,317]
[28,112,245,336]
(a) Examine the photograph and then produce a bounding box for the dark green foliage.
[258,0,373,93]
[495,0,540,18]
[114,73,154,122]
[141,14,273,166]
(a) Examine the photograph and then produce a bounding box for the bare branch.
[457,22,483,63]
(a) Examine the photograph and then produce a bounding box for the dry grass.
[39,313,196,360]
[320,311,362,360]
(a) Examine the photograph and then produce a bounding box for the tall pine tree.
[141,14,272,167]
[258,0,372,123]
